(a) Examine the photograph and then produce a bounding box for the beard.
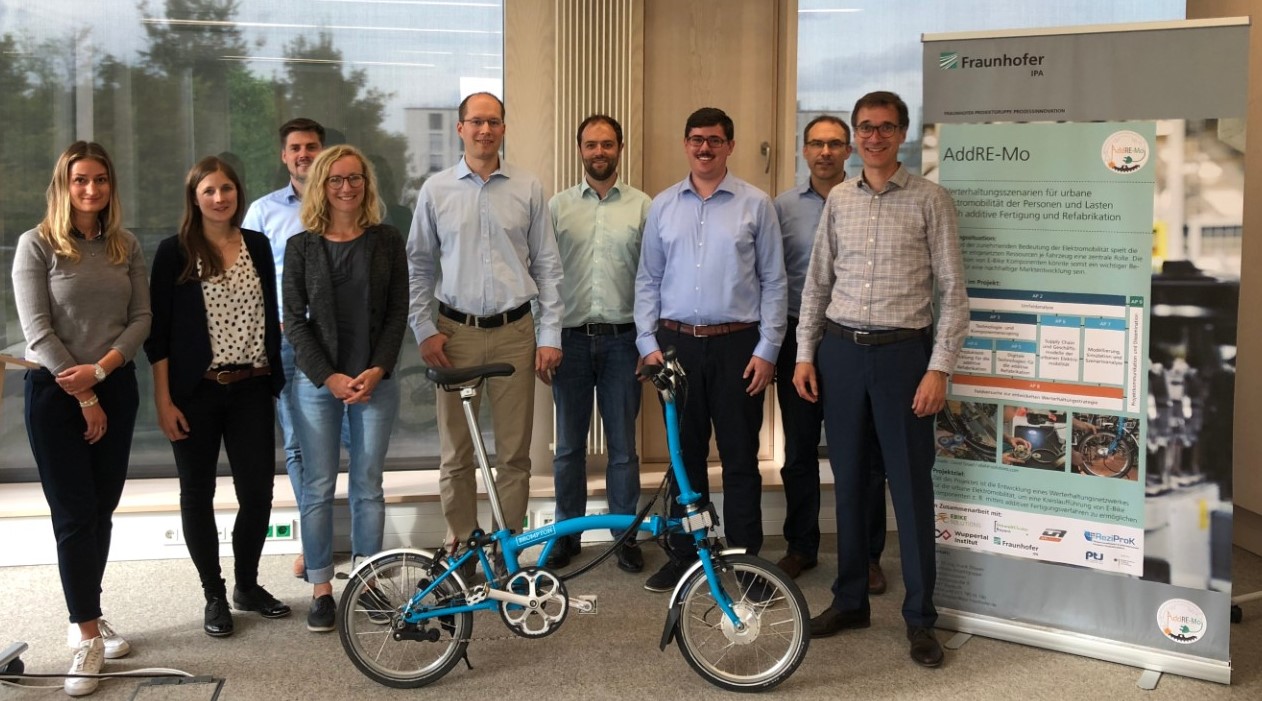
[583,157,618,182]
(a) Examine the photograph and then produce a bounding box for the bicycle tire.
[674,554,810,692]
[1078,432,1136,478]
[338,550,472,688]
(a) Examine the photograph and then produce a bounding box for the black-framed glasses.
[326,174,365,189]
[686,135,728,149]
[462,118,504,129]
[805,139,849,150]
[855,122,903,138]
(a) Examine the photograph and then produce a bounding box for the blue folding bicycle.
[335,350,810,691]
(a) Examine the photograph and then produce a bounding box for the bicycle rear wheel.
[338,551,472,688]
[674,554,809,692]
[1078,433,1136,478]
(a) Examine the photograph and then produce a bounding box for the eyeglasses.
[326,174,365,189]
[686,135,728,149]
[855,122,903,138]
[462,118,504,129]
[805,139,849,151]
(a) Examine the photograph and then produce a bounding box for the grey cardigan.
[282,224,409,386]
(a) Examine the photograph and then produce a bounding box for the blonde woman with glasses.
[282,144,408,632]
[13,141,151,696]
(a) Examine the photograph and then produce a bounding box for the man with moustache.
[545,115,651,573]
[407,92,564,555]
[794,91,967,668]
[634,107,787,592]
[773,115,890,595]
[242,117,324,578]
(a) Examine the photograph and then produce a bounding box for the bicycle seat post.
[460,385,510,534]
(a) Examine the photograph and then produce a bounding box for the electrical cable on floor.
[0,667,193,691]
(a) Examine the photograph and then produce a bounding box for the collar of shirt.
[455,156,508,183]
[282,182,301,205]
[857,164,911,194]
[580,178,624,201]
[681,171,737,200]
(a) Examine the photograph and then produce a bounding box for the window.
[794,0,1185,181]
[0,0,504,481]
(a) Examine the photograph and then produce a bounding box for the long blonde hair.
[299,144,384,235]
[37,141,128,264]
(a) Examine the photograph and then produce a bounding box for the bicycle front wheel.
[674,554,810,692]
[338,551,473,688]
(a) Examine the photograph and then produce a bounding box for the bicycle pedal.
[571,594,597,614]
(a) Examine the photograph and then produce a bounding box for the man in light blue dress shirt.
[547,115,651,574]
[407,92,565,549]
[773,115,890,594]
[242,117,324,578]
[634,107,787,592]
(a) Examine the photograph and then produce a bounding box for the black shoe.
[644,558,692,593]
[735,571,777,604]
[357,586,393,625]
[809,607,870,638]
[615,542,644,573]
[307,594,336,633]
[908,626,944,667]
[546,536,581,569]
[204,596,234,637]
[233,585,291,619]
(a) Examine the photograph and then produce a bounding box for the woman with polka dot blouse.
[144,156,290,638]
[282,144,408,632]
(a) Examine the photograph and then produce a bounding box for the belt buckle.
[852,330,874,346]
[215,370,233,385]
[690,324,706,338]
[582,323,599,336]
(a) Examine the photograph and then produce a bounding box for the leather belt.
[204,366,271,384]
[660,319,757,338]
[565,322,635,336]
[826,321,928,346]
[439,301,530,329]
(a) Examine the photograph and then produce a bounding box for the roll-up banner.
[922,18,1249,683]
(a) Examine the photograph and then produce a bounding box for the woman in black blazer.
[145,156,291,638]
[283,144,408,633]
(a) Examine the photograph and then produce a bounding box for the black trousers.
[657,326,765,557]
[776,317,888,562]
[170,376,276,597]
[26,365,139,624]
[818,331,937,628]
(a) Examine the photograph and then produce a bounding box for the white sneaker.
[64,637,104,697]
[66,619,130,659]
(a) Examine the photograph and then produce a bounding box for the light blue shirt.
[407,157,564,348]
[774,180,831,318]
[634,172,787,362]
[550,179,651,327]
[242,183,303,315]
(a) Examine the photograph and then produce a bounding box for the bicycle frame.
[359,356,743,630]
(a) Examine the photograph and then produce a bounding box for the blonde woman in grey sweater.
[12,141,151,697]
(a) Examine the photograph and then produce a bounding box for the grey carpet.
[1,536,1259,700]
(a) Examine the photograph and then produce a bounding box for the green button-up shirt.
[550,179,651,327]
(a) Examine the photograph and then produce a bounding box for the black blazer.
[282,224,408,387]
[144,229,285,400]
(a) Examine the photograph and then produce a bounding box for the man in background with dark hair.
[546,114,651,573]
[634,107,787,593]
[407,92,563,556]
[794,91,967,668]
[773,114,890,594]
[242,117,325,579]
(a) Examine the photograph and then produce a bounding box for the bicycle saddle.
[426,363,515,387]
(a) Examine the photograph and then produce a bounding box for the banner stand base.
[938,608,1231,685]
[944,631,973,650]
[1137,669,1162,690]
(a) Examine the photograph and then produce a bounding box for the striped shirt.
[796,166,968,374]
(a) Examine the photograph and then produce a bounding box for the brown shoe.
[908,626,944,667]
[292,554,305,579]
[775,552,817,579]
[868,561,887,595]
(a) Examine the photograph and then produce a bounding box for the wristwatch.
[93,363,107,383]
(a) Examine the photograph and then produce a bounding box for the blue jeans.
[279,337,351,512]
[551,328,641,537]
[293,372,399,585]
